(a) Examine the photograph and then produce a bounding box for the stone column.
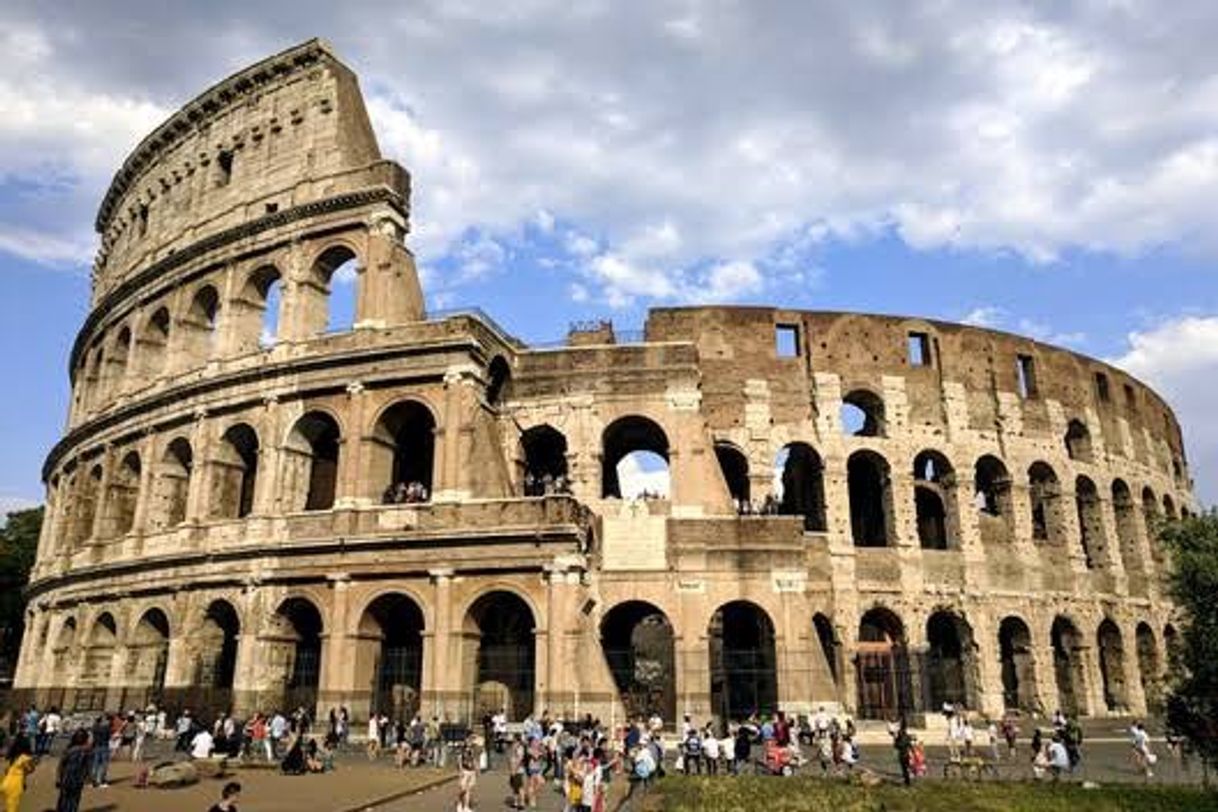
[89,446,115,545]
[434,367,473,501]
[335,383,366,507]
[423,569,455,718]
[184,411,211,523]
[254,395,282,516]
[357,218,425,328]
[318,574,353,715]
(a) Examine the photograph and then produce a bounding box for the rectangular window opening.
[775,324,800,358]
[907,332,932,366]
[217,150,234,186]
[137,204,149,237]
[1017,354,1038,399]
[1095,372,1111,402]
[1124,384,1137,415]
[265,202,279,214]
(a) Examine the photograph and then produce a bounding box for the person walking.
[89,715,112,788]
[456,735,480,812]
[893,719,913,786]
[2,734,36,812]
[55,729,92,812]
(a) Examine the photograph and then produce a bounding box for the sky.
[1,0,1218,514]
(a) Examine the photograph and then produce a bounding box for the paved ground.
[10,734,1206,811]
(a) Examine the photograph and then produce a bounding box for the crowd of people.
[523,472,573,497]
[381,480,431,504]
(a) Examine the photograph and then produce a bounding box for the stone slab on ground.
[17,757,451,812]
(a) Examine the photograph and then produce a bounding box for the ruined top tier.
[91,39,403,301]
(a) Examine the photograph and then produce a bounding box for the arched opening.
[182,285,221,368]
[196,600,240,695]
[600,601,676,724]
[1065,419,1093,463]
[360,593,425,721]
[84,345,105,410]
[1051,616,1087,716]
[312,245,360,334]
[108,327,132,394]
[1075,476,1107,569]
[813,613,840,688]
[465,591,536,722]
[139,307,171,380]
[914,450,957,550]
[840,389,886,437]
[70,463,102,548]
[52,617,77,689]
[709,601,778,721]
[1142,487,1163,564]
[1135,623,1161,713]
[153,438,192,529]
[714,443,750,511]
[81,613,118,710]
[1097,619,1128,712]
[237,265,282,352]
[1163,624,1181,671]
[522,425,569,495]
[775,443,826,530]
[107,451,141,537]
[998,616,1038,712]
[1111,480,1142,581]
[129,609,170,707]
[1028,462,1063,544]
[212,424,259,519]
[273,597,324,715]
[924,611,977,710]
[973,455,1014,544]
[283,412,340,511]
[372,400,436,504]
[601,416,670,499]
[848,450,892,547]
[486,356,511,406]
[1163,494,1178,520]
[856,608,912,719]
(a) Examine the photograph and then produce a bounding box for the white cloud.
[0,493,38,524]
[616,451,670,499]
[961,305,1006,328]
[955,307,1086,348]
[1111,315,1218,506]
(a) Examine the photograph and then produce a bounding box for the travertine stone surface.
[17,41,1195,729]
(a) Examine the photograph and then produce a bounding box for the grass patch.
[649,775,1218,812]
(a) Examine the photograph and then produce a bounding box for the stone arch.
[856,606,912,719]
[1028,462,1064,544]
[1097,618,1128,712]
[924,610,978,710]
[601,415,670,499]
[708,600,778,722]
[108,325,133,393]
[282,411,341,511]
[1065,419,1093,463]
[775,442,826,531]
[152,437,193,529]
[52,616,78,687]
[1163,623,1181,670]
[139,306,171,380]
[463,589,537,722]
[271,596,325,715]
[600,601,676,724]
[1075,475,1108,569]
[69,461,103,548]
[1050,615,1087,716]
[242,264,284,351]
[1142,486,1163,564]
[1162,494,1178,520]
[998,616,1038,712]
[195,599,240,693]
[358,592,426,721]
[913,450,958,550]
[106,450,141,537]
[812,612,840,688]
[83,342,105,410]
[371,399,436,503]
[848,449,893,547]
[486,355,512,406]
[129,608,170,704]
[521,424,569,495]
[182,284,221,367]
[1111,480,1143,580]
[212,423,259,519]
[974,454,1014,544]
[714,442,750,509]
[308,242,361,335]
[841,388,886,437]
[80,612,119,705]
[1135,622,1161,713]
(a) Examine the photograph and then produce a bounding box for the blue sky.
[2,1,1218,513]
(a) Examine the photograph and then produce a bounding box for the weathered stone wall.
[16,41,1195,730]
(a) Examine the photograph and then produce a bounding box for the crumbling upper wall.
[92,39,395,300]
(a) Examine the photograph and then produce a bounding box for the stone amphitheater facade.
[14,40,1198,729]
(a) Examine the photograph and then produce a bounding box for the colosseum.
[14,39,1198,731]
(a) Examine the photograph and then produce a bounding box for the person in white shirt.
[813,707,829,739]
[191,728,215,760]
[270,713,288,758]
[1048,737,1070,780]
[702,727,720,775]
[367,715,381,760]
[1130,720,1155,778]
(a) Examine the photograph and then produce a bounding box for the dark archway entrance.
[1051,616,1086,716]
[361,593,425,720]
[856,608,912,720]
[924,611,976,710]
[521,425,569,495]
[601,416,670,499]
[776,443,826,530]
[466,591,536,722]
[275,597,323,715]
[709,601,778,721]
[600,602,676,724]
[1097,619,1128,712]
[715,443,750,509]
[998,616,1038,712]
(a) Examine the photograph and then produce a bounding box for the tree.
[0,506,42,684]
[1161,511,1218,780]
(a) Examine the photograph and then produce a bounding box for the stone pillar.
[89,447,115,544]
[130,432,157,540]
[184,412,211,523]
[318,574,353,715]
[972,614,1005,720]
[357,218,424,328]
[254,396,282,515]
[424,569,455,718]
[1122,620,1149,717]
[434,367,473,501]
[336,383,366,507]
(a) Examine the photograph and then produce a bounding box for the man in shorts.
[456,734,480,812]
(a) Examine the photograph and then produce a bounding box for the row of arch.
[75,245,361,416]
[44,593,1174,724]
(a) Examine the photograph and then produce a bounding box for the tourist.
[681,725,702,774]
[132,712,149,763]
[1063,716,1083,773]
[986,718,1000,762]
[892,719,912,786]
[207,781,242,812]
[89,715,112,788]
[456,734,480,812]
[1130,720,1156,779]
[366,713,381,761]
[817,730,833,774]
[2,734,35,812]
[508,735,526,810]
[269,711,288,758]
[733,723,751,775]
[21,708,38,747]
[39,707,61,756]
[56,729,92,812]
[525,733,545,807]
[1048,734,1070,781]
[117,713,137,760]
[175,710,195,752]
[702,725,720,775]
[1001,715,1019,758]
[281,737,307,776]
[1030,728,1044,776]
[910,738,927,778]
[583,747,604,812]
[191,724,215,760]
